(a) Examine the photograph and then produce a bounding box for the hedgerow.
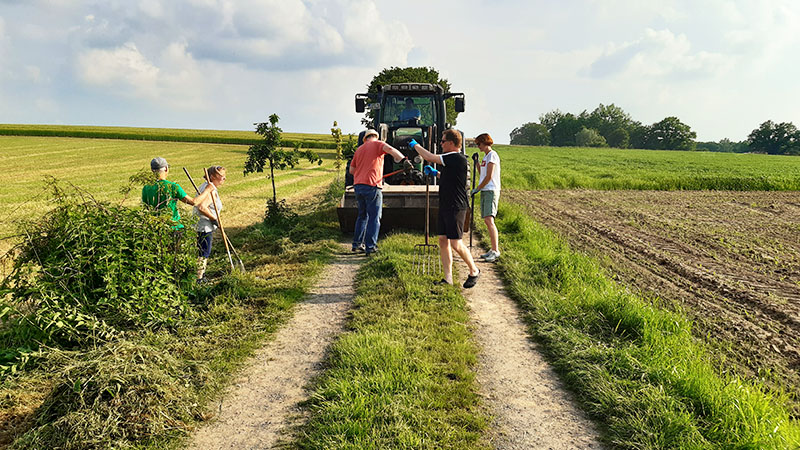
[0,183,197,373]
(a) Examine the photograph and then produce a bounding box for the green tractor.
[337,83,466,232]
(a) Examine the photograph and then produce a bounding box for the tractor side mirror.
[454,97,465,113]
[355,98,366,113]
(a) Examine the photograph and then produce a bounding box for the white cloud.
[78,42,161,98]
[588,28,730,80]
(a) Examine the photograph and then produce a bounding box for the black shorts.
[437,209,467,240]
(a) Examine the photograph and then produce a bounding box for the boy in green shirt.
[142,157,215,230]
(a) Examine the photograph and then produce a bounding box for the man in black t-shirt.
[410,129,480,288]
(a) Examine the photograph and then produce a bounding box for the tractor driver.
[398,97,421,122]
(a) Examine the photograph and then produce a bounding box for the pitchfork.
[413,169,441,276]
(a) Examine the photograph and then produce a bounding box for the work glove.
[408,138,419,148]
[401,157,413,172]
[423,165,439,177]
[471,188,480,196]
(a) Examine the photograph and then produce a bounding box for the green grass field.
[0,135,338,251]
[0,124,337,147]
[497,145,800,190]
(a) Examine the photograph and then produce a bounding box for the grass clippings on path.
[493,202,800,449]
[296,233,488,450]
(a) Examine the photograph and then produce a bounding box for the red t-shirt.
[351,140,387,187]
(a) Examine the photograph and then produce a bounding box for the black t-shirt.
[438,152,469,211]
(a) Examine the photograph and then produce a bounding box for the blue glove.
[423,165,439,177]
[408,138,419,148]
[471,188,480,196]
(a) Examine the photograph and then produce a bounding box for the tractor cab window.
[383,94,436,126]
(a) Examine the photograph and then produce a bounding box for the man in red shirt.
[349,129,411,255]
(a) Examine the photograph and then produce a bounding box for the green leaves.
[1,185,198,374]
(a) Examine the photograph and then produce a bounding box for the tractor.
[336,82,466,232]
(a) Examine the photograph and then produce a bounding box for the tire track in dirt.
[456,250,603,449]
[187,245,357,449]
[506,189,800,413]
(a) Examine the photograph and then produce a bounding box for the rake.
[413,170,441,276]
[183,167,245,271]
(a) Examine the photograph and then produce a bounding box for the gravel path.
[457,248,604,449]
[187,245,358,449]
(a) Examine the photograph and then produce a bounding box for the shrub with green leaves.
[0,190,197,371]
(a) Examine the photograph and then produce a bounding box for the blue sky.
[1,0,799,142]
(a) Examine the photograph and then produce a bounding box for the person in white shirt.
[193,165,226,281]
[470,133,501,262]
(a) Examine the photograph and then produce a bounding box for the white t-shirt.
[194,181,222,233]
[479,150,501,191]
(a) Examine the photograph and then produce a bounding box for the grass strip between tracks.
[1,185,342,449]
[296,233,488,449]
[492,202,800,449]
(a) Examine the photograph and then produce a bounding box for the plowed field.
[507,189,800,412]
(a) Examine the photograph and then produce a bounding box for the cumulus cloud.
[76,41,212,110]
[587,28,730,80]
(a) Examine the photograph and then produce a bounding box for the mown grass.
[0,135,337,251]
[497,145,800,190]
[1,183,344,449]
[0,124,337,148]
[489,203,800,449]
[296,234,487,450]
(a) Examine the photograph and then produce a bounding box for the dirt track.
[507,189,800,413]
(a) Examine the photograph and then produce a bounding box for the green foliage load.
[0,186,196,370]
[364,66,458,126]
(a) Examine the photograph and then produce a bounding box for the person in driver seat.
[398,97,421,121]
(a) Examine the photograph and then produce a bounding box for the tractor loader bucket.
[337,185,439,233]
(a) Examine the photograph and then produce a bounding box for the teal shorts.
[480,190,499,218]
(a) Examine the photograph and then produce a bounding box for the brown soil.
[506,189,800,413]
[457,249,603,449]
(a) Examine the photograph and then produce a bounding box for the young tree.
[244,114,322,204]
[331,120,343,180]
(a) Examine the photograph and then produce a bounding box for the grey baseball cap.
[150,157,169,170]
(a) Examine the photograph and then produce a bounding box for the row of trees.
[512,103,800,155]
[510,104,697,150]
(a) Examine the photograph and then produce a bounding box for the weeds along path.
[505,189,800,413]
[187,244,357,449]
[455,249,603,449]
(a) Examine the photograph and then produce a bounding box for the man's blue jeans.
[353,184,382,252]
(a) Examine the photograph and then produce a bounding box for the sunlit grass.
[497,145,800,190]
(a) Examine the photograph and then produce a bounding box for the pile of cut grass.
[491,203,800,449]
[498,145,800,191]
[296,234,487,449]
[1,183,343,449]
[0,124,337,148]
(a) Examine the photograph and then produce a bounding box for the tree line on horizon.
[510,104,800,155]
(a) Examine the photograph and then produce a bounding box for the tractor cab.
[337,83,466,232]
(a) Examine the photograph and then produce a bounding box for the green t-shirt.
[141,180,188,229]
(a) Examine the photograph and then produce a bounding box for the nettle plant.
[0,181,197,372]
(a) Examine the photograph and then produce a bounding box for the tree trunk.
[270,160,277,203]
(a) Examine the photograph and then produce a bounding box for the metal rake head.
[412,243,441,276]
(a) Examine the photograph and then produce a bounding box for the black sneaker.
[433,278,451,285]
[351,244,366,253]
[463,270,481,288]
[365,248,379,257]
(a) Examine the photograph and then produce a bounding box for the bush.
[575,127,608,147]
[0,186,198,371]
